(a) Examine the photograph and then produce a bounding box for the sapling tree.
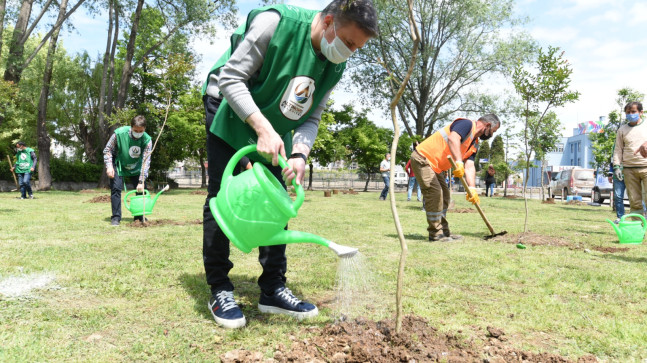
[512,46,579,232]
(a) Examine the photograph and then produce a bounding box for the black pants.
[202,95,287,294]
[109,170,142,221]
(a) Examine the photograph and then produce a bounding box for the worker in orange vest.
[409,114,501,241]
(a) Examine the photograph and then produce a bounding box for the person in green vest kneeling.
[103,115,152,226]
[11,141,38,199]
[201,0,378,328]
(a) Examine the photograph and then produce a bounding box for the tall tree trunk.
[115,0,144,110]
[78,119,97,163]
[307,163,313,191]
[199,150,206,188]
[3,0,34,83]
[0,0,7,60]
[363,173,370,192]
[97,0,115,145]
[36,0,68,190]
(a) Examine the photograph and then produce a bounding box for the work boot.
[429,234,452,242]
[110,217,120,226]
[442,230,463,241]
[258,287,318,319]
[208,290,246,329]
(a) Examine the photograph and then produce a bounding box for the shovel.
[447,155,507,240]
[6,155,18,192]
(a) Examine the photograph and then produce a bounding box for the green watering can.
[209,144,358,258]
[124,185,170,217]
[606,213,646,245]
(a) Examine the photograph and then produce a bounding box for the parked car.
[549,168,595,199]
[548,171,561,197]
[591,170,629,204]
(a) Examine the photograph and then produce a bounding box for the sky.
[60,0,647,137]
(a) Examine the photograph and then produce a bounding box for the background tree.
[590,88,645,172]
[513,46,579,232]
[309,105,347,190]
[349,0,534,137]
[474,140,490,173]
[528,111,561,199]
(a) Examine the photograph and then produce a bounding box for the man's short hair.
[131,115,146,128]
[478,113,501,128]
[625,102,643,113]
[16,141,26,147]
[322,0,379,37]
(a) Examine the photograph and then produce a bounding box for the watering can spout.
[152,185,170,205]
[265,230,358,258]
[606,219,622,239]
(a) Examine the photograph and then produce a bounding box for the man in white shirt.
[379,153,391,200]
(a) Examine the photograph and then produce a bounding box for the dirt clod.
[592,246,630,253]
[487,326,505,338]
[85,195,111,203]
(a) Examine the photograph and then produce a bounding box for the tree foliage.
[349,0,535,137]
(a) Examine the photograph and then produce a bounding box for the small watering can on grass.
[209,144,358,258]
[606,213,646,245]
[124,185,170,217]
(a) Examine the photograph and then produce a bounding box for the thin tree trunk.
[0,0,7,60]
[307,162,313,191]
[199,150,206,188]
[36,0,68,190]
[363,173,370,192]
[115,0,144,110]
[97,0,114,145]
[3,0,34,83]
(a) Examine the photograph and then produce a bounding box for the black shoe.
[258,287,318,319]
[134,216,148,222]
[208,290,246,329]
[110,218,120,226]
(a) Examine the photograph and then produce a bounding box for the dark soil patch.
[492,232,570,247]
[505,195,520,199]
[450,208,477,213]
[342,190,359,195]
[79,189,101,194]
[592,246,630,253]
[85,195,111,203]
[542,198,555,204]
[190,190,207,195]
[219,316,596,363]
[565,200,587,206]
[128,219,202,228]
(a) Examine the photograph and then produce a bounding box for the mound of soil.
[450,208,477,213]
[492,232,570,247]
[219,316,597,363]
[190,190,207,195]
[565,200,587,206]
[128,219,202,228]
[542,198,556,204]
[505,195,520,199]
[85,195,111,203]
[592,246,630,253]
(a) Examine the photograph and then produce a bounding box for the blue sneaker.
[258,287,318,319]
[208,290,246,329]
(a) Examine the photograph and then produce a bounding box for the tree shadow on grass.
[0,209,17,213]
[599,254,647,263]
[178,272,314,323]
[386,233,427,241]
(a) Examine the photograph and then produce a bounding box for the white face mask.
[132,131,144,139]
[320,22,354,64]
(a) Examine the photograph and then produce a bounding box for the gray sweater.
[205,10,330,150]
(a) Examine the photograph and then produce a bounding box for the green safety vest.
[202,4,346,161]
[114,126,152,177]
[15,147,34,173]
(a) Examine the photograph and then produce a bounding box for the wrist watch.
[289,153,307,163]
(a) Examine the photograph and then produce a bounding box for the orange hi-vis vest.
[416,118,479,173]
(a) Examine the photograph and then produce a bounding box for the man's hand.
[247,112,285,166]
[453,161,465,178]
[30,167,34,172]
[136,183,145,193]
[10,166,14,172]
[106,166,115,179]
[614,166,624,181]
[466,187,480,205]
[282,157,306,186]
[634,142,647,158]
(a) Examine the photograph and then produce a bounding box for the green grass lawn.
[1,189,646,361]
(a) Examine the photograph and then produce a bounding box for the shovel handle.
[7,155,18,188]
[447,155,496,235]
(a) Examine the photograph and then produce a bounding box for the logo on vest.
[129,146,142,159]
[280,76,316,121]
[20,153,27,160]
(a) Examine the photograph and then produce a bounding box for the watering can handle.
[123,189,150,210]
[222,145,305,212]
[621,213,647,233]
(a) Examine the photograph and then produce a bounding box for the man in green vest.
[10,141,37,199]
[103,115,152,226]
[201,0,378,328]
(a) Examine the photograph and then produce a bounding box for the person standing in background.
[485,165,496,197]
[379,153,391,200]
[405,142,421,202]
[11,141,37,199]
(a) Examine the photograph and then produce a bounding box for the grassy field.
[1,189,646,361]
